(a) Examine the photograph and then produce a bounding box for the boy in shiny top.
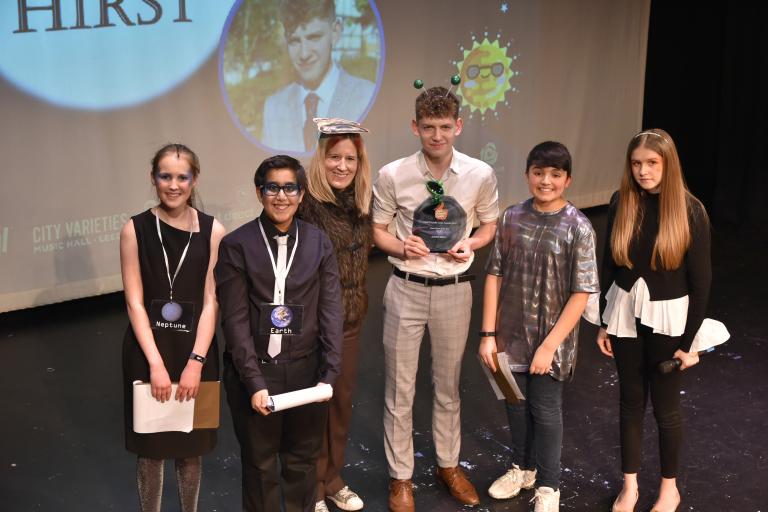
[479,141,599,512]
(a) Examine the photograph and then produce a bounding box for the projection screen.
[0,0,649,312]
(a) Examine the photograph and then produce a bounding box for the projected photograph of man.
[220,0,383,153]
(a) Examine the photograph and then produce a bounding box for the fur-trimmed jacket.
[298,188,372,328]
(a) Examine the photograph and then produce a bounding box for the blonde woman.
[596,129,722,512]
[299,122,373,512]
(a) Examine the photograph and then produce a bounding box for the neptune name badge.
[149,299,195,332]
[259,303,304,336]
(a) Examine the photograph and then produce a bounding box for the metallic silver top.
[485,199,599,380]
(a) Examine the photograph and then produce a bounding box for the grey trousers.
[381,273,472,479]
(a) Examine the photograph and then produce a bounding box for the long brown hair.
[307,133,372,215]
[611,129,702,271]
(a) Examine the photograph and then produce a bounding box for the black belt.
[393,268,475,287]
[258,350,316,365]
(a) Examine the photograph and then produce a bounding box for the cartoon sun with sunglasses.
[454,35,519,119]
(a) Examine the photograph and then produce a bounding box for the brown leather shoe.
[388,478,415,512]
[436,466,480,506]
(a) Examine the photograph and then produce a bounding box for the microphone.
[657,347,714,374]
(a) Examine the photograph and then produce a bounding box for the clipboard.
[193,381,220,429]
[478,353,525,404]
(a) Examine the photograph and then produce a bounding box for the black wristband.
[189,352,206,364]
[478,331,497,338]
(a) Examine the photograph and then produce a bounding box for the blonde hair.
[151,143,200,208]
[307,133,372,215]
[611,128,704,271]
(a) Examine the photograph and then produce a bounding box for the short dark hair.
[280,0,335,36]
[253,154,308,191]
[526,141,572,176]
[415,86,460,121]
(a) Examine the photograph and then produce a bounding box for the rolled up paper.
[267,383,333,412]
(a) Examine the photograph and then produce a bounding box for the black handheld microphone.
[657,347,714,374]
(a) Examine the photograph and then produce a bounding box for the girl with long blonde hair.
[594,129,726,512]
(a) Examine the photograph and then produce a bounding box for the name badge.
[149,299,195,332]
[258,303,304,336]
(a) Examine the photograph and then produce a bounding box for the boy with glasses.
[216,155,343,512]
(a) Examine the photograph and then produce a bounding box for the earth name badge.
[258,303,304,336]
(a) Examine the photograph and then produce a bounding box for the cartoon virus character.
[455,37,518,118]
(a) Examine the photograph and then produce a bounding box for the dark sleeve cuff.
[244,376,268,398]
[678,338,694,353]
[319,367,339,387]
[679,320,702,353]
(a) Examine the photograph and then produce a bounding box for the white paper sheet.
[132,381,195,433]
[478,354,505,400]
[268,384,333,412]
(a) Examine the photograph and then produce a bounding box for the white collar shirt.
[372,148,499,276]
[299,62,341,122]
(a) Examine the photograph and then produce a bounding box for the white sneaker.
[327,486,364,511]
[531,486,560,512]
[315,500,330,512]
[488,464,537,499]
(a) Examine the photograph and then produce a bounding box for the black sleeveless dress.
[122,209,219,458]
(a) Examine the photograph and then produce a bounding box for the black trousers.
[224,352,329,512]
[611,321,683,478]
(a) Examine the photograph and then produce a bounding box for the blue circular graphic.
[271,305,293,328]
[0,1,234,110]
[161,301,183,322]
[218,0,385,155]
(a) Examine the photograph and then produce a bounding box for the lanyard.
[155,209,194,301]
[258,219,299,305]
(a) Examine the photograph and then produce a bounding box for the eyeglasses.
[466,62,505,80]
[261,182,301,197]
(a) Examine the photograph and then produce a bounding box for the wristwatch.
[189,352,206,364]
[478,331,497,338]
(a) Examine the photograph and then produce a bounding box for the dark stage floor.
[1,207,766,511]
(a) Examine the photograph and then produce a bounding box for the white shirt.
[299,62,341,122]
[372,149,499,276]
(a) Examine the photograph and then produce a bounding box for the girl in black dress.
[120,144,225,511]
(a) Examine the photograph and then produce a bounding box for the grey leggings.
[137,456,201,512]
